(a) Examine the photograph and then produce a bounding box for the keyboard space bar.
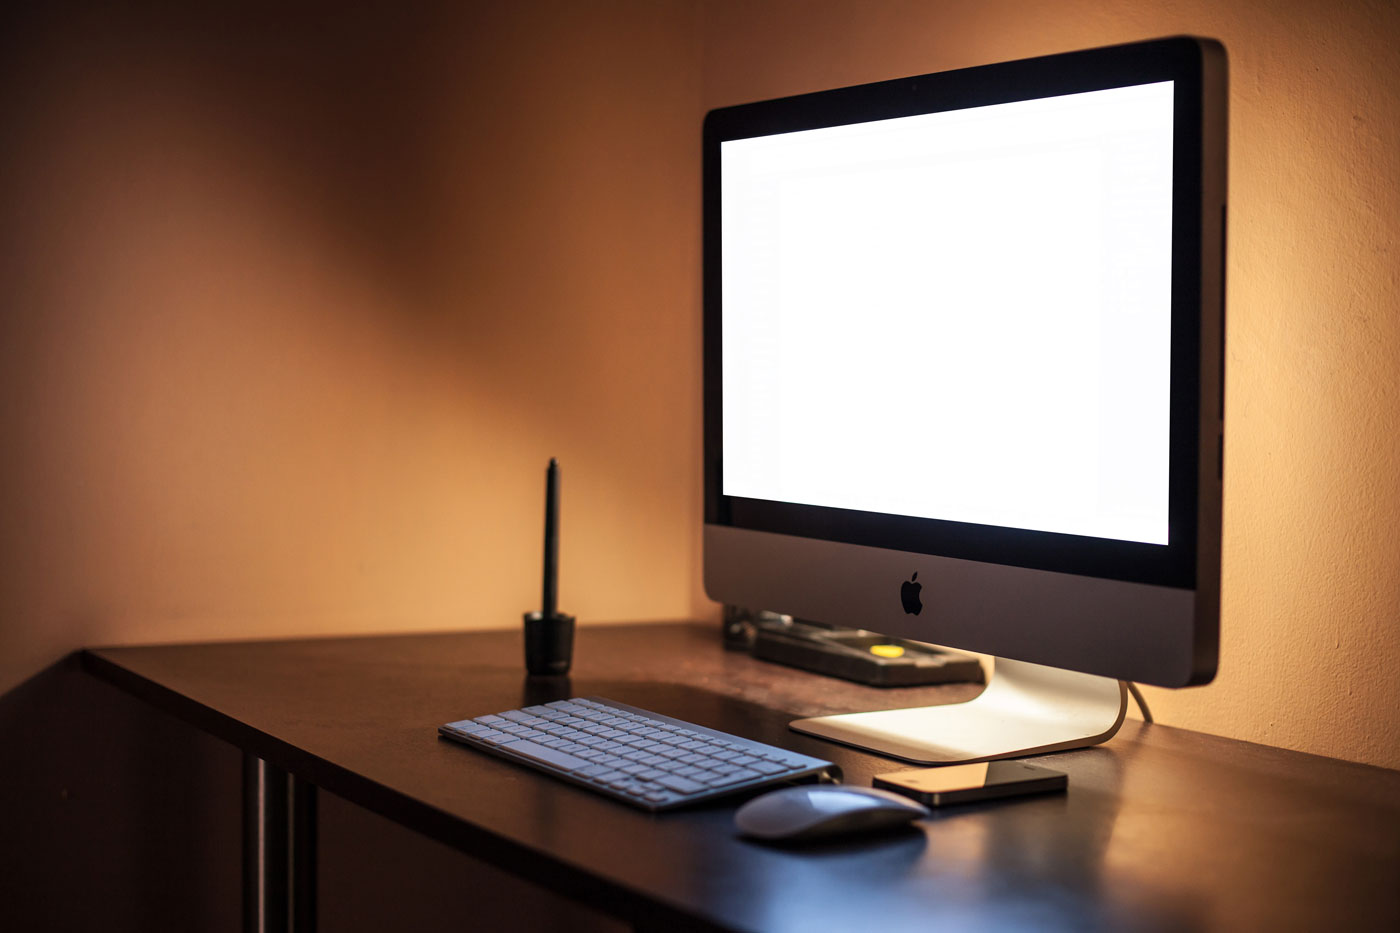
[498,739,589,772]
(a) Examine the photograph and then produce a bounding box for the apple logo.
[900,572,923,615]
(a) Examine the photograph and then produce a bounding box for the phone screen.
[873,760,1067,806]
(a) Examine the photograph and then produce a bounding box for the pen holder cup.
[524,611,575,676]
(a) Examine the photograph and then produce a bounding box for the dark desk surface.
[84,622,1400,932]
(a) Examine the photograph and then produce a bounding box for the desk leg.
[243,755,317,933]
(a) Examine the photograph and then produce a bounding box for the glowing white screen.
[721,81,1174,545]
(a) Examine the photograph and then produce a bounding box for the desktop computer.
[703,36,1227,762]
[444,36,1227,804]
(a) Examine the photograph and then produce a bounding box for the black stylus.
[524,457,573,676]
[542,457,559,619]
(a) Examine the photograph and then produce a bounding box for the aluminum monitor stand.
[790,657,1128,763]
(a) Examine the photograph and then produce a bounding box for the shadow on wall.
[2,2,464,309]
[3,0,689,327]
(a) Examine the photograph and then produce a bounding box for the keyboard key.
[702,771,743,786]
[503,740,590,772]
[657,775,705,794]
[478,732,516,746]
[445,720,490,734]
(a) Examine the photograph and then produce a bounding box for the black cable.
[1126,682,1154,723]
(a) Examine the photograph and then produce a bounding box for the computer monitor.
[703,36,1227,763]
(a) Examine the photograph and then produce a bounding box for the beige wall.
[703,0,1400,770]
[0,1,707,695]
[3,0,1397,770]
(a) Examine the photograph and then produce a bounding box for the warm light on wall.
[0,2,705,695]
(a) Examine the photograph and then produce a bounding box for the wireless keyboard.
[439,696,838,811]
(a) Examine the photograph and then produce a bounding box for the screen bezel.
[703,38,1210,590]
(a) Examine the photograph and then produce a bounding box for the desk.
[83,622,1400,932]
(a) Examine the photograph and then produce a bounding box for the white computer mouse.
[734,784,929,842]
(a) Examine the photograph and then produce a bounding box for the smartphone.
[872,760,1067,807]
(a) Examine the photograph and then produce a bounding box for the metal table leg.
[243,755,316,933]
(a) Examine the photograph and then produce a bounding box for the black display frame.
[703,37,1216,590]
